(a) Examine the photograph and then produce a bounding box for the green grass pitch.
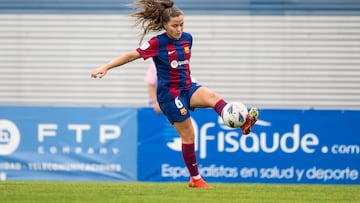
[1,181,359,203]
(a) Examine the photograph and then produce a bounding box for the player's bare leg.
[173,118,212,188]
[189,86,222,109]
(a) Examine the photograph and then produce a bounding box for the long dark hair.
[129,0,184,44]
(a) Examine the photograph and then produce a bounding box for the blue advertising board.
[0,106,138,181]
[1,106,359,184]
[137,108,360,184]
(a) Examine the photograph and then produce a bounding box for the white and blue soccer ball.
[221,102,248,128]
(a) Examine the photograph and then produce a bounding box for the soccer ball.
[221,102,248,128]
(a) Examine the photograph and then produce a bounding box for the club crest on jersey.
[180,107,187,115]
[184,46,190,54]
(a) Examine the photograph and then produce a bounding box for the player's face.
[164,15,184,40]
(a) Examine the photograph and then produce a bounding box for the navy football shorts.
[159,82,202,124]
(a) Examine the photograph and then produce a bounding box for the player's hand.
[91,67,107,79]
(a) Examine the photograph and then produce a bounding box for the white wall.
[1,14,359,109]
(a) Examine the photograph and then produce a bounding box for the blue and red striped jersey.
[136,32,193,103]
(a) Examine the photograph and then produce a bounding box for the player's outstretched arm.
[91,50,141,79]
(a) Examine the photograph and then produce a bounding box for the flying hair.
[129,0,184,44]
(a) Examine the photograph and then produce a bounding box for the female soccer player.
[91,0,258,188]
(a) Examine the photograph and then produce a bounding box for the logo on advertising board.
[154,109,360,184]
[165,114,360,158]
[164,116,323,158]
[37,123,121,156]
[0,119,20,155]
[0,107,138,181]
